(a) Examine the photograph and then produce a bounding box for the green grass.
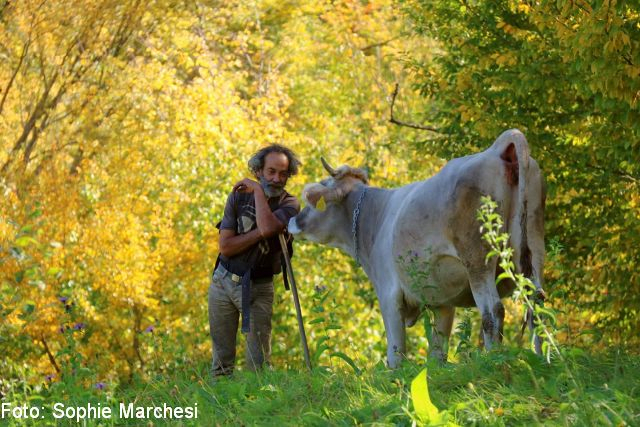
[2,346,639,426]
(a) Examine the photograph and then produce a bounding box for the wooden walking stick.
[279,233,312,371]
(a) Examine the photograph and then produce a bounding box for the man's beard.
[259,177,285,198]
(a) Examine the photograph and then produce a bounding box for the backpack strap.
[240,268,252,333]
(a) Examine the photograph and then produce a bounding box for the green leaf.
[535,306,557,324]
[15,236,38,247]
[28,208,42,219]
[496,272,512,284]
[19,225,33,234]
[411,368,457,425]
[47,267,64,277]
[313,344,331,362]
[21,302,35,315]
[330,352,360,375]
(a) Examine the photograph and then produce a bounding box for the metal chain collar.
[351,187,367,265]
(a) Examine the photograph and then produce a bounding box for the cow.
[288,129,546,367]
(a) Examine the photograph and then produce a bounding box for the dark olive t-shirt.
[218,189,299,275]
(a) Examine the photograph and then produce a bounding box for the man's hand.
[231,177,285,239]
[233,178,262,194]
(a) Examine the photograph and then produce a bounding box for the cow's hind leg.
[469,270,504,350]
[429,306,455,363]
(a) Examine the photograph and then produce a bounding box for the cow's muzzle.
[288,217,301,235]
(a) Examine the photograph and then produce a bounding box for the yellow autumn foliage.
[1,0,439,383]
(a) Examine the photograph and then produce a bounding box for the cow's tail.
[512,130,533,280]
[494,129,531,279]
[498,129,545,354]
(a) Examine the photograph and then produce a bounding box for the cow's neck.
[344,184,391,269]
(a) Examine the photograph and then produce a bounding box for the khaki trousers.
[208,265,274,377]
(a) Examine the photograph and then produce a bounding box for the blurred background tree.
[401,0,639,346]
[1,0,435,383]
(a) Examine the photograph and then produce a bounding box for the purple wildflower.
[45,374,55,382]
[314,284,327,294]
[144,325,155,333]
[58,296,68,303]
[59,325,65,334]
[95,382,106,390]
[72,322,85,330]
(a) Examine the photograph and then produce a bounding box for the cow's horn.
[321,157,337,176]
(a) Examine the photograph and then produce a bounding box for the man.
[209,144,301,377]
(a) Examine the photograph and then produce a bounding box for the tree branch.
[40,334,61,375]
[587,162,639,185]
[0,37,30,116]
[389,83,439,132]
[0,77,55,175]
[359,35,403,52]
[133,305,145,370]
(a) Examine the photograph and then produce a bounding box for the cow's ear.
[303,184,327,209]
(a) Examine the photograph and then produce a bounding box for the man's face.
[257,152,290,197]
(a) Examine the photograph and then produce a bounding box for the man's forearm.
[219,229,263,258]
[253,190,285,237]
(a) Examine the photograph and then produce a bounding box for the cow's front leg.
[379,290,406,368]
[429,306,455,363]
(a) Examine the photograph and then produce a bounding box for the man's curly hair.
[248,144,301,177]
